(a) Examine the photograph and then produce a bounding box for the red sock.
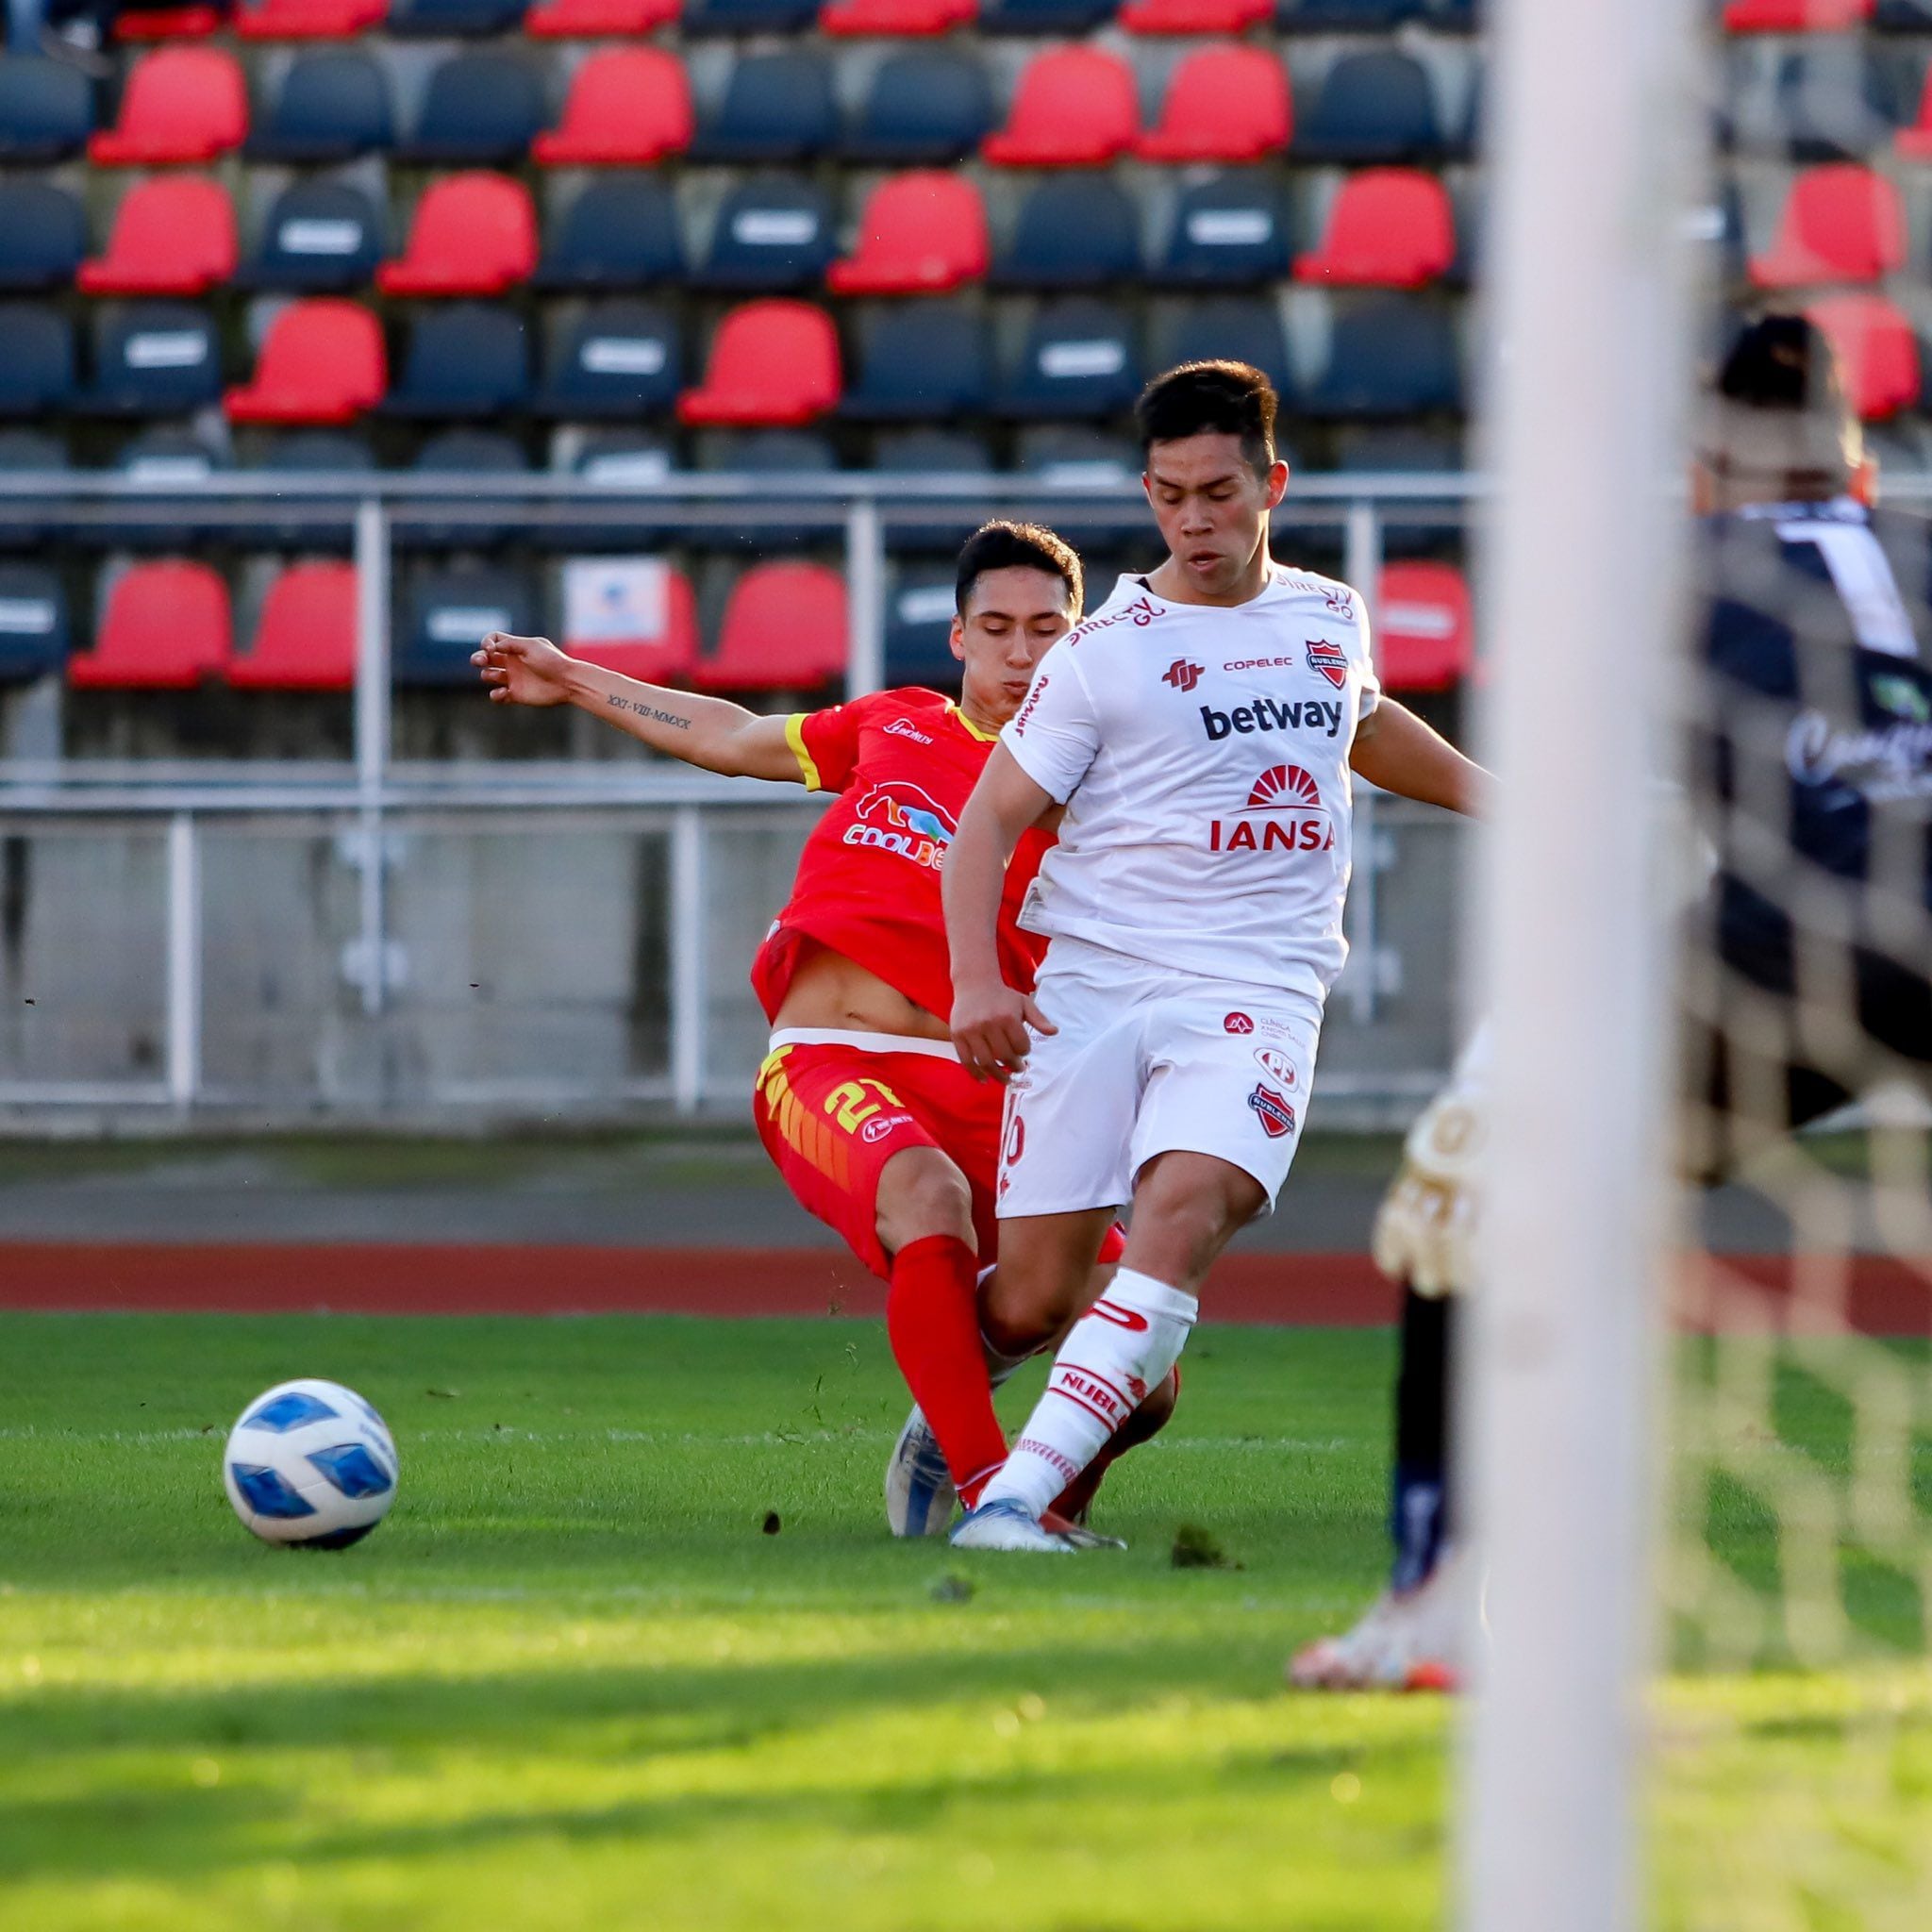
[886,1234,1008,1505]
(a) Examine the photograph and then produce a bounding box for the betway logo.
[1200,695,1342,741]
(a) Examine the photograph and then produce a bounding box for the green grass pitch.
[2,1312,1928,1932]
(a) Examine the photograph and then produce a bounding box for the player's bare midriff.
[769,938,953,1044]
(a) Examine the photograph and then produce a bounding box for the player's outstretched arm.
[944,742,1058,1082]
[1348,698,1491,816]
[472,631,802,783]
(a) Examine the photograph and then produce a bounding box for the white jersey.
[1002,564,1380,1001]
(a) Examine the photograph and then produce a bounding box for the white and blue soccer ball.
[223,1378,399,1549]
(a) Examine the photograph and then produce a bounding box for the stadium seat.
[821,0,974,31]
[247,50,392,160]
[677,301,840,426]
[683,0,819,27]
[537,432,681,552]
[695,176,837,292]
[979,0,1120,30]
[533,49,691,167]
[1277,0,1416,23]
[1002,298,1140,420]
[69,560,231,690]
[235,0,388,34]
[884,571,963,687]
[398,564,538,686]
[225,299,387,423]
[397,53,542,164]
[1295,170,1456,289]
[829,174,989,296]
[842,51,994,165]
[0,430,69,551]
[841,301,992,422]
[384,304,532,418]
[0,565,67,683]
[533,178,684,291]
[1017,425,1144,549]
[1122,0,1269,30]
[404,429,528,549]
[0,307,76,416]
[86,303,221,416]
[388,0,525,30]
[0,183,86,291]
[982,49,1139,167]
[535,300,681,417]
[378,175,538,297]
[112,425,231,549]
[1875,0,1932,24]
[1723,0,1871,27]
[229,561,357,691]
[1733,46,1890,164]
[113,5,226,41]
[526,0,676,28]
[875,427,992,555]
[1891,56,1932,162]
[1293,50,1446,164]
[0,58,92,160]
[1136,46,1291,164]
[1375,560,1473,693]
[1806,291,1921,420]
[242,180,384,291]
[78,176,236,296]
[697,561,847,692]
[690,52,838,163]
[1169,297,1291,396]
[89,48,247,166]
[561,558,698,685]
[235,429,375,550]
[1300,295,1462,417]
[1152,173,1292,288]
[1749,164,1906,289]
[688,429,840,551]
[991,175,1140,290]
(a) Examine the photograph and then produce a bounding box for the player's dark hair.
[1135,360,1278,478]
[1702,311,1860,501]
[954,521,1084,619]
[1717,313,1846,416]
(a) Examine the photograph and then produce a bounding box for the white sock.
[978,1269,1197,1519]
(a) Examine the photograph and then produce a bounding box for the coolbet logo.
[843,781,958,870]
[1199,694,1342,741]
[1224,1011,1255,1035]
[1248,1084,1297,1139]
[1208,764,1336,854]
[1254,1046,1297,1088]
[1162,658,1204,694]
[1305,638,1350,690]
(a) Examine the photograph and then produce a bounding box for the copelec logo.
[1161,658,1204,694]
[1305,638,1350,690]
[1224,1011,1255,1035]
[1248,1084,1296,1140]
[842,781,958,870]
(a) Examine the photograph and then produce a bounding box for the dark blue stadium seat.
[682,0,818,29]
[690,52,837,163]
[1153,173,1292,289]
[695,176,837,292]
[242,181,385,292]
[398,563,538,686]
[235,429,375,551]
[534,301,681,418]
[247,51,392,162]
[884,571,963,690]
[1419,0,1477,25]
[0,429,68,550]
[534,178,684,291]
[1276,0,1417,25]
[1299,295,1462,418]
[1017,425,1146,550]
[0,564,67,682]
[980,0,1120,30]
[397,52,543,165]
[0,308,75,418]
[388,0,526,32]
[0,58,93,161]
[1333,425,1464,557]
[690,429,839,552]
[841,302,992,423]
[1001,299,1141,421]
[1169,297,1291,397]
[384,305,532,419]
[404,429,530,550]
[991,176,1141,291]
[841,50,992,165]
[532,431,681,552]
[0,183,86,292]
[1294,51,1447,164]
[875,427,993,557]
[113,426,231,549]
[1874,0,1932,25]
[86,304,221,418]
[1738,48,1896,162]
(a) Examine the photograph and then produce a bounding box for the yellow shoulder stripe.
[784,712,823,791]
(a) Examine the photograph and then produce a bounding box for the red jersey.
[751,686,1053,1024]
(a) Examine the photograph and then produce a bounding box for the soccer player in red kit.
[473,523,1165,1540]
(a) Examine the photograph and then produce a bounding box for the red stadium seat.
[68,561,231,690]
[1135,45,1290,164]
[1375,561,1473,694]
[376,174,537,296]
[230,562,358,691]
[561,561,699,686]
[1294,169,1455,289]
[77,175,237,295]
[87,48,247,165]
[678,301,841,427]
[525,0,676,32]
[1120,0,1269,30]
[114,6,224,38]
[531,50,691,166]
[820,0,974,31]
[1723,0,1871,28]
[982,48,1139,169]
[1807,292,1921,421]
[1750,164,1905,289]
[225,299,387,424]
[828,174,989,296]
[236,0,388,34]
[697,563,847,693]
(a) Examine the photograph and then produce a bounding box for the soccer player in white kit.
[941,360,1491,1552]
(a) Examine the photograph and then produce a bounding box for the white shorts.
[995,938,1324,1220]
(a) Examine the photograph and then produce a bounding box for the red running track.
[0,1245,1927,1333]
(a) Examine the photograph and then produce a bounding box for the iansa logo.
[1306,638,1350,690]
[1246,763,1322,811]
[1208,765,1335,853]
[1161,658,1204,694]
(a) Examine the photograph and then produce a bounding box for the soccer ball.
[223,1378,399,1549]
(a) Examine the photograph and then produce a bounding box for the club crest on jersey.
[1208,764,1335,854]
[1161,658,1204,693]
[1224,1011,1255,1035]
[1248,1084,1296,1139]
[843,780,958,870]
[1254,1046,1297,1088]
[1306,638,1350,689]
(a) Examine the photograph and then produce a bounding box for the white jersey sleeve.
[1002,644,1101,805]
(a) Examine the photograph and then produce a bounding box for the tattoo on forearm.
[605,693,691,730]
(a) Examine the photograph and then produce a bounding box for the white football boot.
[949,1497,1077,1553]
[1288,1550,1470,1692]
[884,1404,958,1538]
